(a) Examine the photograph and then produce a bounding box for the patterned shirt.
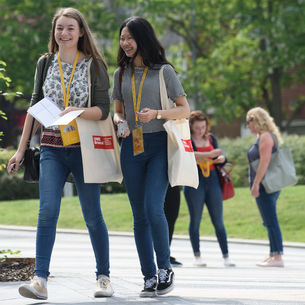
[41,54,89,147]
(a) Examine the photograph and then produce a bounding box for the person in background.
[7,7,113,299]
[112,16,190,297]
[247,107,284,267]
[183,110,235,267]
[164,185,183,267]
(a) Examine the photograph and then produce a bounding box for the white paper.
[51,110,84,126]
[27,97,84,127]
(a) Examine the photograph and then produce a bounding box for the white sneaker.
[18,276,48,300]
[224,257,236,267]
[193,257,207,267]
[94,275,114,297]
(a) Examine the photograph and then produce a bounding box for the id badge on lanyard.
[131,66,148,156]
[58,51,80,146]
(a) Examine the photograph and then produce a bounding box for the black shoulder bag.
[23,56,48,183]
[23,119,40,183]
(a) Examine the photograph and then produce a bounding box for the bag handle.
[87,58,93,108]
[26,119,36,149]
[159,65,174,110]
[221,163,233,176]
[27,56,48,149]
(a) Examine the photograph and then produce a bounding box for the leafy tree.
[231,0,305,128]
[1,0,305,140]
[0,60,9,123]
[0,60,11,171]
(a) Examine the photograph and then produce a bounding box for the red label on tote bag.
[181,139,194,152]
[92,136,114,149]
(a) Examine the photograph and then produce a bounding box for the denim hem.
[270,251,283,256]
[35,271,49,280]
[96,272,110,280]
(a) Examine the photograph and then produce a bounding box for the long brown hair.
[189,110,211,139]
[48,7,107,69]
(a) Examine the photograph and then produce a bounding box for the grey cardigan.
[30,53,110,120]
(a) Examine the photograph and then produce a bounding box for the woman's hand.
[137,108,157,123]
[59,106,81,116]
[7,151,24,175]
[118,128,130,138]
[251,182,260,198]
[214,155,225,164]
[209,148,223,159]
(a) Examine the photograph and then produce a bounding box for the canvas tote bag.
[76,59,123,183]
[159,66,198,188]
[251,134,297,193]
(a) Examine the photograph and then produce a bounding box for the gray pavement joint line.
[0,224,304,249]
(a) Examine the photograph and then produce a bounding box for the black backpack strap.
[27,55,48,148]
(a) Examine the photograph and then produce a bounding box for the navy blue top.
[247,132,278,187]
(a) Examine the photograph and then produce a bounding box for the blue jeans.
[183,169,229,257]
[121,131,170,280]
[35,146,110,279]
[256,188,283,255]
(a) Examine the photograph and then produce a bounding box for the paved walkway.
[0,226,304,305]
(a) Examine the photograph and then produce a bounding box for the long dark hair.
[117,16,173,69]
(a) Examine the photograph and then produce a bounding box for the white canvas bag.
[159,66,198,188]
[76,59,123,183]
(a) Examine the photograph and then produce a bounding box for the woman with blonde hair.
[247,107,284,267]
[8,7,113,299]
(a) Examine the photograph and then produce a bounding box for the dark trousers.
[164,185,181,245]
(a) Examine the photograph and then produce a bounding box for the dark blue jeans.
[36,146,110,279]
[120,131,170,280]
[183,169,229,257]
[256,187,283,255]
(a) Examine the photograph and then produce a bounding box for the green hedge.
[0,149,125,201]
[219,134,305,187]
[1,134,304,200]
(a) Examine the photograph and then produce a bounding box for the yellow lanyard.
[199,160,216,177]
[57,51,79,107]
[131,66,148,121]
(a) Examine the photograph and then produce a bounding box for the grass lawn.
[0,186,304,242]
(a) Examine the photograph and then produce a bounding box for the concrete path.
[0,226,304,305]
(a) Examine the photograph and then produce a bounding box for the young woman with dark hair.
[112,16,190,297]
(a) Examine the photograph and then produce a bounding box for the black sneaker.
[139,276,157,298]
[170,256,183,267]
[157,268,174,295]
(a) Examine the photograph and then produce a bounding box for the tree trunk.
[269,67,282,130]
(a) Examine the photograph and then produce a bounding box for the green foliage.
[1,0,305,140]
[0,249,21,261]
[0,0,118,102]
[0,149,125,200]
